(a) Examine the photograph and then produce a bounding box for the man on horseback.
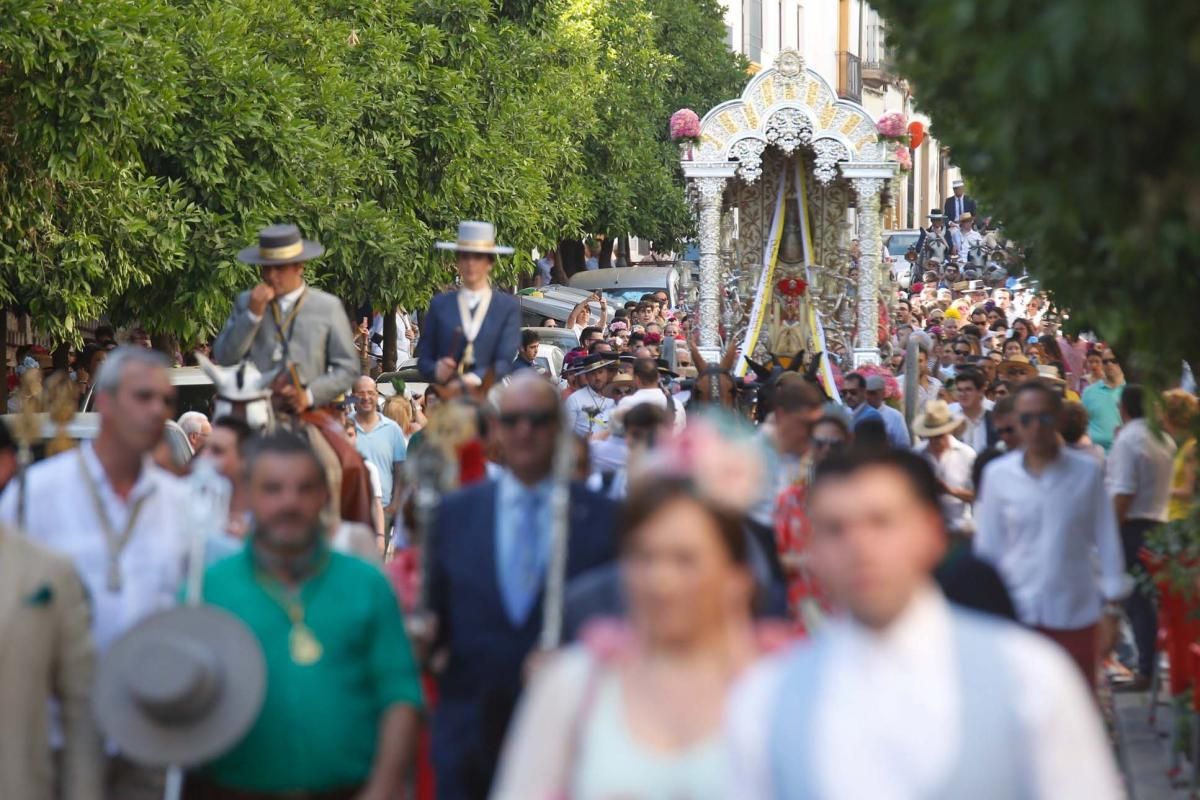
[213,223,359,411]
[914,209,950,274]
[416,220,523,386]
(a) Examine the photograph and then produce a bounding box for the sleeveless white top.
[570,672,728,800]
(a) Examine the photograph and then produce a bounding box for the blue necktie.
[503,490,544,625]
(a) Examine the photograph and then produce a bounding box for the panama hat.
[1036,364,1067,385]
[93,606,266,768]
[913,399,965,438]
[957,212,974,223]
[237,223,325,266]
[435,220,514,256]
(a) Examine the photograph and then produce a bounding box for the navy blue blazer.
[415,290,522,382]
[428,479,616,800]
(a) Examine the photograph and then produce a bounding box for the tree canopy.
[872,0,1200,380]
[0,0,746,345]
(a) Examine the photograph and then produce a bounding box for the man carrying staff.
[416,220,522,385]
[213,223,359,411]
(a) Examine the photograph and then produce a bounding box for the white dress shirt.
[0,442,189,652]
[949,402,992,454]
[1106,417,1176,523]
[916,437,976,534]
[725,587,1124,800]
[975,448,1130,628]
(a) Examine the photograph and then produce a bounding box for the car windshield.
[885,233,920,257]
[601,288,661,306]
[528,328,578,351]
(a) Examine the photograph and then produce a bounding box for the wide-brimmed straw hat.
[577,353,618,375]
[434,220,514,256]
[93,606,266,768]
[998,354,1038,380]
[913,399,965,438]
[237,223,325,266]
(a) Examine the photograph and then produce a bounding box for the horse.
[195,354,373,528]
[921,231,950,273]
[744,350,829,424]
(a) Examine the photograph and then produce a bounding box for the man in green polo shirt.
[188,433,422,799]
[1081,347,1126,452]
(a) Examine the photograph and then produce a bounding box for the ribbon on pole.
[735,168,789,377]
[793,156,843,405]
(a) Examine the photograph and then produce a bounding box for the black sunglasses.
[995,425,1016,436]
[1018,412,1057,428]
[812,437,845,449]
[954,349,971,356]
[1102,358,1119,365]
[498,410,558,429]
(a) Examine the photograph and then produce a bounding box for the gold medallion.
[289,623,323,665]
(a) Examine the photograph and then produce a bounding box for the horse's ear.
[688,335,709,373]
[745,356,770,382]
[787,350,806,372]
[719,339,739,371]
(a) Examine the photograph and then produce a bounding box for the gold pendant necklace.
[289,620,323,665]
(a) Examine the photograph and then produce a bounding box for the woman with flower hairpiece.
[490,418,784,800]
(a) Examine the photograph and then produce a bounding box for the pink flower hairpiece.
[632,414,766,513]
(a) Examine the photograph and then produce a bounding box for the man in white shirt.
[948,368,995,454]
[0,346,189,798]
[1107,384,1177,687]
[564,354,617,437]
[913,400,976,535]
[726,448,1121,799]
[975,381,1129,685]
[369,308,415,364]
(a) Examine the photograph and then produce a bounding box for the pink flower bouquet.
[893,145,912,172]
[670,108,701,142]
[876,112,909,141]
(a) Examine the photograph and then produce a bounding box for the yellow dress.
[1168,438,1196,521]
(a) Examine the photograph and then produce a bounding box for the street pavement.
[1114,685,1192,799]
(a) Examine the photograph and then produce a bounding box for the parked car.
[82,366,215,416]
[882,229,922,264]
[567,266,683,309]
[523,326,579,353]
[518,286,603,328]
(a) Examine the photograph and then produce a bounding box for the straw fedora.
[93,606,266,768]
[435,220,514,256]
[957,212,974,224]
[237,223,325,266]
[998,354,1038,380]
[913,399,965,438]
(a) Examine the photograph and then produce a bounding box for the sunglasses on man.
[1018,412,1057,428]
[498,409,558,429]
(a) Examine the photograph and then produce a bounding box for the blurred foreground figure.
[492,418,774,799]
[726,449,1122,799]
[0,531,102,800]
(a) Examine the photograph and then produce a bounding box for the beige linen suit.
[0,531,102,800]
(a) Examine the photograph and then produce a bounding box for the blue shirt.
[495,472,554,625]
[353,415,407,503]
[1081,380,1124,452]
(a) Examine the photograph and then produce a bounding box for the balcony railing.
[862,54,898,88]
[836,51,862,104]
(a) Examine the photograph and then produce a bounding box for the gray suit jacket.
[212,285,359,406]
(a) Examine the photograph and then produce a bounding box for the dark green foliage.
[873,0,1200,379]
[0,0,742,343]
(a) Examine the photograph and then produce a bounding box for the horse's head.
[195,354,277,431]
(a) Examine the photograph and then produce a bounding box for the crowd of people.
[1,217,1196,800]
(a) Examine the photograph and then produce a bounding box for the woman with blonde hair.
[1162,388,1198,522]
[382,393,424,438]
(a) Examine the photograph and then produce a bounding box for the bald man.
[350,375,407,520]
[425,375,617,800]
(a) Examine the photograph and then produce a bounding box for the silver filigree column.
[696,176,726,349]
[842,162,896,368]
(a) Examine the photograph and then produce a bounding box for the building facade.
[721,0,961,232]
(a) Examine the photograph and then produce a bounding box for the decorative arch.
[694,49,884,185]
